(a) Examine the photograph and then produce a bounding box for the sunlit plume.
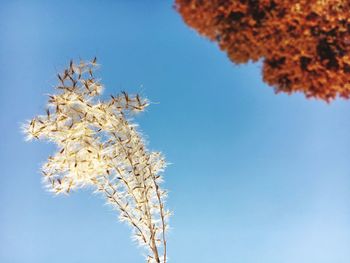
[23,58,170,263]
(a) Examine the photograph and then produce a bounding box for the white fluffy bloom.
[24,58,170,263]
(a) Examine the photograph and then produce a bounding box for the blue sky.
[1,1,350,262]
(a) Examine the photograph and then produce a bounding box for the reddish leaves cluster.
[176,0,350,101]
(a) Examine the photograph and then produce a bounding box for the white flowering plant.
[23,58,170,263]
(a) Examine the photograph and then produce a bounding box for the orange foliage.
[176,0,350,101]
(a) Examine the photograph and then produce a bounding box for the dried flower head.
[23,58,170,263]
[176,0,350,101]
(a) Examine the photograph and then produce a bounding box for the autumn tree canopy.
[176,0,350,101]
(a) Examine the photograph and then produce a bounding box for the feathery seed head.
[24,58,169,263]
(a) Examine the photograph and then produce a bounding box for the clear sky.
[1,1,350,263]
